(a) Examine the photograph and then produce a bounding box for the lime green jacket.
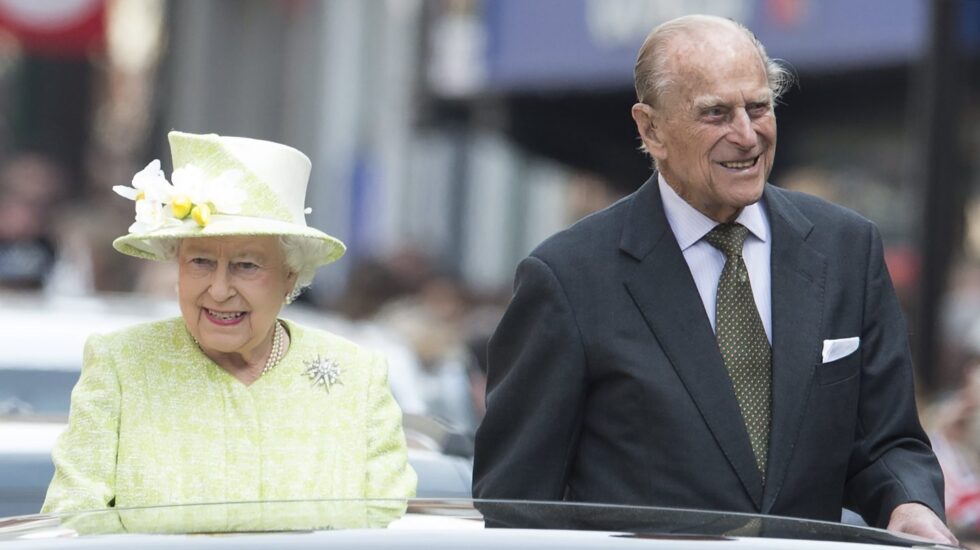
[43,317,417,514]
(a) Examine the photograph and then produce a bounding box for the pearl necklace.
[261,321,286,376]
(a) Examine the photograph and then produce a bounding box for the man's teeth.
[208,309,245,320]
[721,158,757,169]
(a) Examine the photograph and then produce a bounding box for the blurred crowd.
[925,366,980,540]
[926,264,980,541]
[0,151,140,295]
[0,153,66,291]
[330,248,509,435]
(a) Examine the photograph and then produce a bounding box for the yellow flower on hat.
[171,195,192,219]
[191,203,211,227]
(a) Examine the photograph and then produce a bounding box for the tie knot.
[705,223,748,258]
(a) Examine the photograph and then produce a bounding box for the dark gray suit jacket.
[473,176,944,528]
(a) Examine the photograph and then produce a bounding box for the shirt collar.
[658,173,769,251]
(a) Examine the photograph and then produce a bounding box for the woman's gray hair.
[277,235,320,302]
[150,235,321,303]
[633,16,793,109]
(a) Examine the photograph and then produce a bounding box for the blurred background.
[5,0,980,535]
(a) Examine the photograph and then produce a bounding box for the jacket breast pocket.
[815,354,860,386]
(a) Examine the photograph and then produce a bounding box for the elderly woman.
[42,131,417,515]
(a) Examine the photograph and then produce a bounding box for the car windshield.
[0,369,77,419]
[0,499,942,548]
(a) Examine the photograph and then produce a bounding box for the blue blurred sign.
[482,0,929,91]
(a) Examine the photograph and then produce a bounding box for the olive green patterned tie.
[704,222,772,479]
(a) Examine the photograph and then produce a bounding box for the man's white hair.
[634,15,793,111]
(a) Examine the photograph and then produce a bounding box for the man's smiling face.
[649,27,776,222]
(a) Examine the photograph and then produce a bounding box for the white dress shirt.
[657,175,772,343]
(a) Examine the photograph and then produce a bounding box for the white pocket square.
[822,337,860,363]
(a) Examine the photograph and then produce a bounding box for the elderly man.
[473,14,954,544]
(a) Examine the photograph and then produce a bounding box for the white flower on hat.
[170,165,245,225]
[202,169,245,215]
[169,165,207,219]
[115,160,180,232]
[130,199,180,233]
[170,165,245,212]
[170,165,204,197]
[113,159,172,203]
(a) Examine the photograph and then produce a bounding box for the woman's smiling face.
[178,235,297,363]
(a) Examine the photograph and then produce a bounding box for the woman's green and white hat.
[112,131,345,266]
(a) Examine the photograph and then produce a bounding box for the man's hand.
[887,502,958,546]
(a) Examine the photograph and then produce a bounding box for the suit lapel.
[759,186,827,513]
[621,178,764,508]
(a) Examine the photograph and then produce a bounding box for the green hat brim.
[113,214,346,267]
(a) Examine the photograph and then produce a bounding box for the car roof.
[0,499,942,548]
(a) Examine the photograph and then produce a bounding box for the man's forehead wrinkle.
[670,34,766,86]
[664,28,752,75]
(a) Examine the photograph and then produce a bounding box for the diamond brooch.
[304,355,342,392]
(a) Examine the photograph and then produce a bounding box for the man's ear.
[631,103,667,159]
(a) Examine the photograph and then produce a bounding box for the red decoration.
[0,0,105,58]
